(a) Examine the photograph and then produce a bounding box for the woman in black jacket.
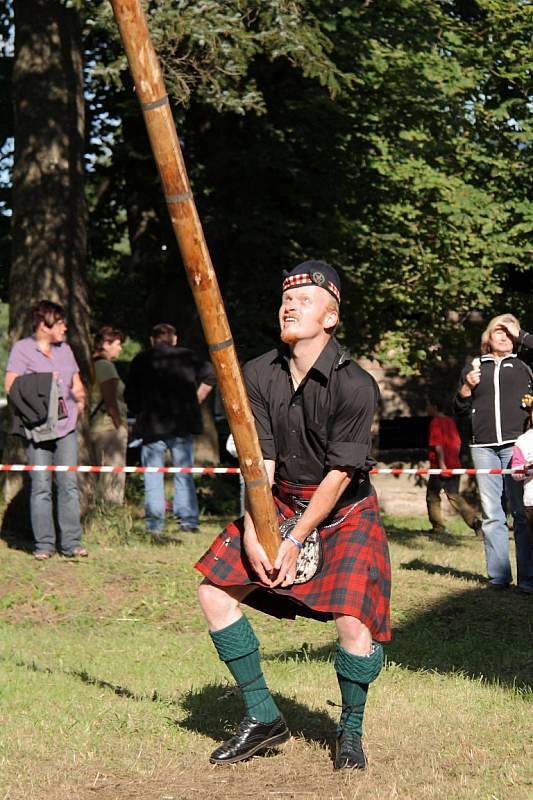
[454,314,533,593]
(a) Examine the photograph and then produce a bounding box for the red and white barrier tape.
[0,464,529,476]
[0,464,239,474]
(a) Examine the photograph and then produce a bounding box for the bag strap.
[90,400,105,420]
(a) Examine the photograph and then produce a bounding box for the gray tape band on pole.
[245,477,268,490]
[166,192,193,205]
[141,95,169,111]
[209,338,233,352]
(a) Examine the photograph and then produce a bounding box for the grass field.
[0,498,531,800]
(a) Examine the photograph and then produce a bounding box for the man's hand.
[270,539,299,589]
[243,529,274,586]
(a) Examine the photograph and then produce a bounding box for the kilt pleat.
[194,487,391,642]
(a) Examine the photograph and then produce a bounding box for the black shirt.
[125,343,215,442]
[244,337,379,504]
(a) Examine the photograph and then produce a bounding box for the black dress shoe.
[209,715,290,764]
[334,729,367,770]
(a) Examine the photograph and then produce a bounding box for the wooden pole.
[109,0,280,562]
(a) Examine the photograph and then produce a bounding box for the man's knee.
[198,580,252,629]
[335,615,372,655]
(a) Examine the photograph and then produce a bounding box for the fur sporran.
[279,515,323,584]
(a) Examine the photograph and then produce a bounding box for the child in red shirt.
[427,398,482,535]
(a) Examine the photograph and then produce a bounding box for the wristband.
[281,531,303,550]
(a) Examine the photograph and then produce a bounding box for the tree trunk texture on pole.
[110,0,281,562]
[5,0,93,511]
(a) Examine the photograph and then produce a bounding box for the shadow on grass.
[400,558,486,583]
[264,586,532,691]
[1,654,181,706]
[384,521,463,548]
[178,682,336,756]
[1,654,336,758]
[0,485,34,553]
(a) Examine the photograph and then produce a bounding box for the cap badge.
[311,271,326,287]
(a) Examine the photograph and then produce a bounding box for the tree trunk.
[4,0,91,512]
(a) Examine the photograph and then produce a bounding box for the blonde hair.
[480,314,519,355]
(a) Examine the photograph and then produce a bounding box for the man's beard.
[280,327,299,344]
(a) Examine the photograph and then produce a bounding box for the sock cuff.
[210,615,260,663]
[335,642,383,684]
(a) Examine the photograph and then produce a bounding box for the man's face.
[489,326,514,355]
[42,318,67,344]
[279,286,338,345]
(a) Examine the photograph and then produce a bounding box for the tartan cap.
[282,260,341,303]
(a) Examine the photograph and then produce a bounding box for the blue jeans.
[27,431,82,555]
[471,445,533,589]
[141,436,199,532]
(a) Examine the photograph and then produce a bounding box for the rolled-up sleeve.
[243,361,276,461]
[325,380,378,469]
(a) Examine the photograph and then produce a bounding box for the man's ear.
[325,309,339,329]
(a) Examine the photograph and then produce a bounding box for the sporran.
[279,514,323,584]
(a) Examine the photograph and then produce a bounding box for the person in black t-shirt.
[125,323,215,534]
[195,261,391,771]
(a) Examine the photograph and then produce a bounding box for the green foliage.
[2,0,532,376]
[321,0,533,374]
[85,0,347,114]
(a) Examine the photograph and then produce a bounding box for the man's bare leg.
[198,580,290,764]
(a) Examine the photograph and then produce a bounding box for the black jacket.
[454,353,532,446]
[124,343,215,442]
[9,372,53,437]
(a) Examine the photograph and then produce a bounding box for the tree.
[82,0,348,352]
[4,0,90,508]
[10,0,89,368]
[317,0,532,375]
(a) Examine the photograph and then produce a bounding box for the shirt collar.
[31,335,62,353]
[274,337,346,380]
[481,353,517,362]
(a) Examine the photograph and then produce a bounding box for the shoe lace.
[236,674,269,714]
[327,699,364,733]
[218,673,269,715]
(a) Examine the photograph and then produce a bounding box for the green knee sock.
[210,615,280,723]
[335,642,383,736]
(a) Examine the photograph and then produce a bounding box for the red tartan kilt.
[195,487,391,642]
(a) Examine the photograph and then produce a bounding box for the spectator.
[426,397,482,535]
[90,326,128,505]
[125,323,215,536]
[511,394,533,590]
[454,313,533,592]
[4,300,87,560]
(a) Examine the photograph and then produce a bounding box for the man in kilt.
[196,260,391,770]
